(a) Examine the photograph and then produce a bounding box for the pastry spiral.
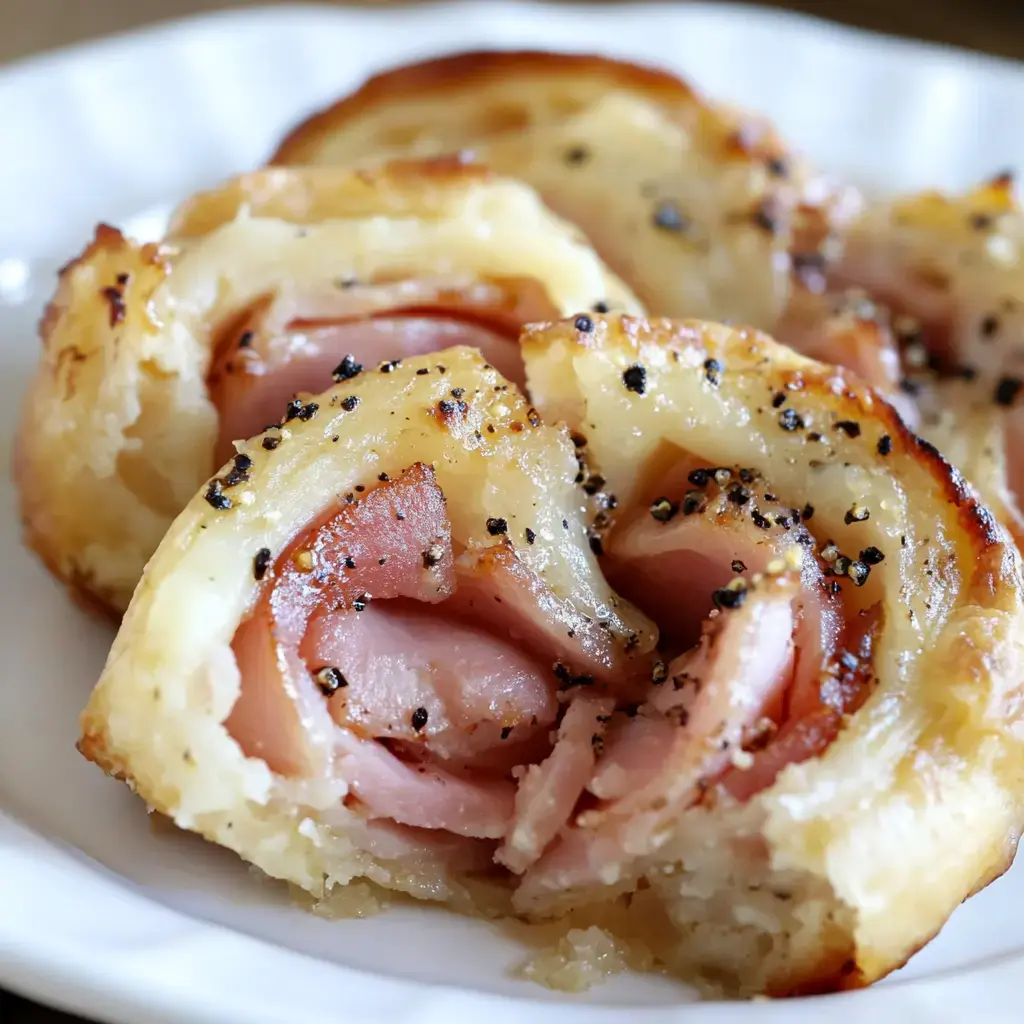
[15,160,637,614]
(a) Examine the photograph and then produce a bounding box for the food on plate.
[78,316,1024,997]
[513,314,1024,993]
[270,50,917,422]
[77,345,657,932]
[15,160,637,615]
[834,174,1024,523]
[272,50,859,328]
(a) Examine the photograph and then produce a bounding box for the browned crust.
[622,317,1013,596]
[15,224,172,618]
[271,50,700,165]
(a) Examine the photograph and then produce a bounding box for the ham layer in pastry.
[79,320,1024,996]
[15,160,637,614]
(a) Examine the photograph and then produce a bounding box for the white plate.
[3,4,1024,1022]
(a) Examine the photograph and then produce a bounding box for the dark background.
[3,0,1024,61]
[1,0,1021,1020]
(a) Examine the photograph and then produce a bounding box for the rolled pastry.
[834,174,1024,520]
[518,314,1024,993]
[79,345,656,911]
[271,50,858,327]
[79,319,1024,996]
[15,160,638,614]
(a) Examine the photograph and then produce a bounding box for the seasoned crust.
[15,225,200,618]
[270,50,858,324]
[520,315,1024,994]
[79,345,654,897]
[17,162,639,614]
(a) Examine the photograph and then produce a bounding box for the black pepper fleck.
[703,358,723,387]
[352,593,370,612]
[731,559,747,573]
[860,546,885,565]
[525,528,537,545]
[877,434,893,456]
[253,548,271,580]
[574,314,594,333]
[845,505,870,524]
[622,364,647,395]
[779,408,804,431]
[486,517,508,536]
[772,392,787,408]
[314,666,347,697]
[835,420,861,438]
[994,376,1023,406]
[380,359,401,373]
[203,480,232,510]
[411,707,429,732]
[332,354,363,381]
[262,435,281,450]
[341,396,360,412]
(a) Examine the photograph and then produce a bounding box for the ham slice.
[208,278,553,465]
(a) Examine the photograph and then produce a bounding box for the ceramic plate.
[3,4,1024,1022]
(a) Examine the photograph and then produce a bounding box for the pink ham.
[516,582,799,905]
[208,277,556,465]
[497,693,615,874]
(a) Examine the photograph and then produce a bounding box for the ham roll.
[271,51,858,329]
[832,174,1024,536]
[79,346,657,918]
[16,160,638,614]
[79,319,1024,996]
[518,315,1024,993]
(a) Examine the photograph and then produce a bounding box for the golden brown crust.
[269,50,850,324]
[274,51,703,164]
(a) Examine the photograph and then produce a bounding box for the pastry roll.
[518,314,1024,993]
[16,160,638,614]
[834,174,1024,519]
[272,51,858,326]
[79,346,656,909]
[79,319,1024,997]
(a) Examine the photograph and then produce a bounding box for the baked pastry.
[15,160,637,615]
[79,344,656,912]
[271,50,858,326]
[832,174,1024,535]
[79,317,1024,996]
[516,314,1024,993]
